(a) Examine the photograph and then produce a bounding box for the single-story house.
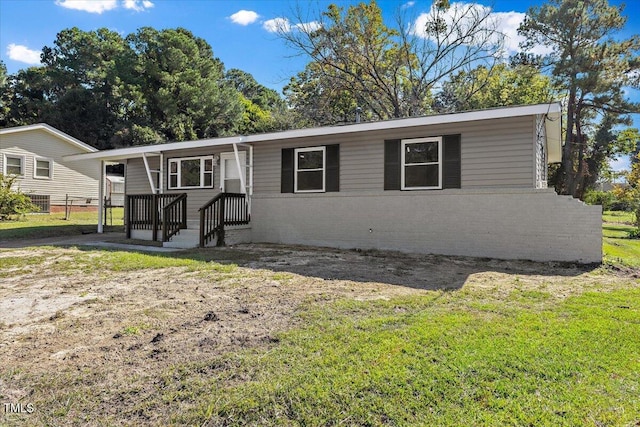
[0,124,101,213]
[64,103,602,263]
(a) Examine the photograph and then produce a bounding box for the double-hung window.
[295,146,325,192]
[34,158,53,179]
[401,137,442,190]
[168,156,214,189]
[3,154,25,177]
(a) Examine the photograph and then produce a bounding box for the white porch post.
[159,152,164,194]
[97,160,105,233]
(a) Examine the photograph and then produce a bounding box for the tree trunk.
[562,86,577,195]
[571,105,585,198]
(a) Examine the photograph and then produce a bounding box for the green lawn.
[602,210,640,268]
[0,208,123,240]
[186,288,640,426]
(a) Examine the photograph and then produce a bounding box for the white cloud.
[402,1,416,9]
[55,0,118,14]
[263,18,320,34]
[7,43,41,65]
[412,3,495,43]
[411,2,553,57]
[263,17,291,33]
[229,10,259,26]
[293,21,321,33]
[123,0,154,12]
[492,10,552,56]
[55,0,152,14]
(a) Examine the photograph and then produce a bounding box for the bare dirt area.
[0,242,637,425]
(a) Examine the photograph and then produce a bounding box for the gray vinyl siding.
[253,115,536,194]
[0,129,99,205]
[125,147,250,221]
[125,157,158,194]
[124,115,537,217]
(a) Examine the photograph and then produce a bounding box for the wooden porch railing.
[126,193,187,241]
[162,193,187,242]
[199,192,249,247]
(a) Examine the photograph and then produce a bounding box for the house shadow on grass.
[64,240,599,292]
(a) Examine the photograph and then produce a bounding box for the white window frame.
[401,137,442,190]
[167,155,214,190]
[294,146,326,193]
[33,157,53,180]
[3,154,25,177]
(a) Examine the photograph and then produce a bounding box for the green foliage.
[0,60,10,126]
[128,27,243,142]
[226,69,291,133]
[436,63,555,112]
[583,189,632,211]
[0,173,39,220]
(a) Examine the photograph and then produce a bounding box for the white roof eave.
[63,103,562,162]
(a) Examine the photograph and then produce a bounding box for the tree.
[435,63,555,112]
[127,27,243,143]
[3,27,249,148]
[40,27,136,149]
[4,66,56,128]
[225,68,292,133]
[519,0,640,198]
[0,61,9,126]
[284,62,365,126]
[280,1,504,125]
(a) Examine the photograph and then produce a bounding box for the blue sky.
[1,0,638,169]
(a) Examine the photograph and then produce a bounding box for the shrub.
[0,173,39,220]
[583,190,630,211]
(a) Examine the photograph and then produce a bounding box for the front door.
[220,151,246,193]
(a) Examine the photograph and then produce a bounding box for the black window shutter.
[384,139,401,190]
[326,144,339,192]
[281,148,294,193]
[443,134,461,189]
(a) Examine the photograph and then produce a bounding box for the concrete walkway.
[0,232,181,252]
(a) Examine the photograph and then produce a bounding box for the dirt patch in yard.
[0,243,637,425]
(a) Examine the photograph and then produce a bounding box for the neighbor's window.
[3,155,24,176]
[168,156,214,189]
[34,158,53,179]
[295,146,325,192]
[401,137,442,190]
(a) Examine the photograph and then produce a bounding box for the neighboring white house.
[106,175,125,207]
[0,124,101,213]
[64,103,603,263]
